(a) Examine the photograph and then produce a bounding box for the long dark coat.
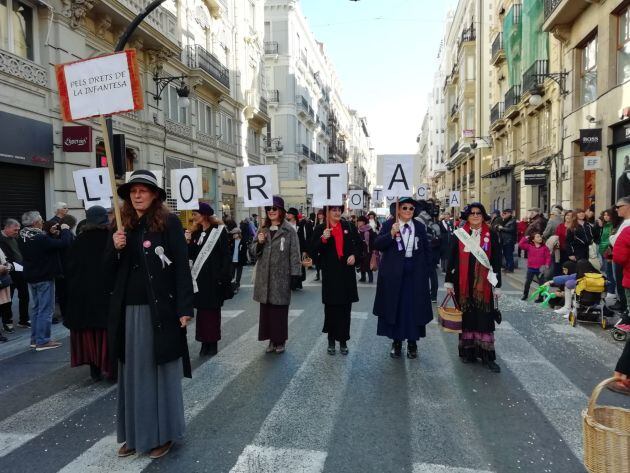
[63,224,110,331]
[372,219,433,327]
[298,219,314,255]
[188,226,232,310]
[106,213,194,378]
[356,225,377,273]
[251,220,301,306]
[311,220,363,305]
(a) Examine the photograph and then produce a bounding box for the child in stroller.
[541,260,577,318]
[568,260,610,328]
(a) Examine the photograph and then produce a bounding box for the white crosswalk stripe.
[413,464,495,473]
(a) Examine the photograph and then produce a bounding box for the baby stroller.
[568,272,611,329]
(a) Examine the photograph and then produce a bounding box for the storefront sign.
[579,128,602,152]
[0,112,53,168]
[62,126,92,152]
[524,169,548,186]
[584,155,601,170]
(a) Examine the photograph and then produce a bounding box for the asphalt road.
[0,266,627,473]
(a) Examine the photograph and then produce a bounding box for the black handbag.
[0,272,12,289]
[491,296,502,325]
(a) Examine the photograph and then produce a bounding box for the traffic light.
[95,134,126,178]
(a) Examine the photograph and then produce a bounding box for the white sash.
[191,225,225,293]
[453,228,498,287]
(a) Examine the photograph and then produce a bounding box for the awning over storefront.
[0,112,53,168]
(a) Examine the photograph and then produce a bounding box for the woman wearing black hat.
[373,197,433,359]
[445,202,502,373]
[251,196,302,354]
[64,206,113,381]
[185,202,231,357]
[107,170,193,459]
[311,205,363,355]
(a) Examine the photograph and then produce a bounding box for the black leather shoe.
[390,341,402,358]
[199,343,210,357]
[484,360,501,373]
[327,340,336,355]
[407,342,418,359]
[340,342,349,356]
[520,295,527,301]
[208,342,218,357]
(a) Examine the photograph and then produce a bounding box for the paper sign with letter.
[371,187,383,204]
[171,168,202,210]
[383,155,414,198]
[348,190,364,210]
[307,163,348,207]
[449,190,461,208]
[73,168,112,209]
[416,183,429,200]
[55,50,143,122]
[236,165,278,208]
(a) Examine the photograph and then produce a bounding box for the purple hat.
[271,195,285,211]
[194,202,214,217]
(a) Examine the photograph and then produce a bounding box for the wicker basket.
[437,293,463,334]
[301,257,313,268]
[583,377,630,473]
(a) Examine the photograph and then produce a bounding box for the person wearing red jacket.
[611,196,630,394]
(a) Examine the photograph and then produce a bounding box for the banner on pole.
[348,190,364,210]
[307,163,348,207]
[382,155,414,198]
[171,168,202,210]
[55,50,143,122]
[72,168,112,209]
[236,165,278,208]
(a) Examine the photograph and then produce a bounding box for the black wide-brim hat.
[389,197,421,218]
[117,170,166,202]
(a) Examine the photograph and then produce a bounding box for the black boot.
[199,343,210,357]
[390,341,402,358]
[483,360,501,373]
[90,364,103,382]
[208,342,218,357]
[327,338,336,355]
[339,341,349,355]
[407,341,417,359]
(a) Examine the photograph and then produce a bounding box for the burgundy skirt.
[70,328,112,378]
[258,303,289,344]
[196,308,222,343]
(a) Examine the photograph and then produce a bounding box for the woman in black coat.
[445,202,502,373]
[185,202,231,357]
[64,206,112,381]
[107,170,193,459]
[566,208,595,262]
[372,198,433,359]
[356,215,377,282]
[311,206,363,355]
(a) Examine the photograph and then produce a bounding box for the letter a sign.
[383,155,414,199]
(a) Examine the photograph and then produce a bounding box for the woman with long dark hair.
[555,210,573,265]
[185,202,231,357]
[566,208,594,262]
[251,196,301,354]
[356,215,377,283]
[445,202,502,373]
[107,170,193,459]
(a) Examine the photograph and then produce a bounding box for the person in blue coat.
[373,197,433,359]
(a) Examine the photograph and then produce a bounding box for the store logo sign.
[62,126,92,152]
[579,128,602,152]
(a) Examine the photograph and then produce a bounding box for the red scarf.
[330,221,344,260]
[458,222,493,310]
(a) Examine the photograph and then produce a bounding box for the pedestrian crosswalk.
[0,292,623,473]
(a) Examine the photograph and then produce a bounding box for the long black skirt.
[258,303,288,344]
[323,303,351,342]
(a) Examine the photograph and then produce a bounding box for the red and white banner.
[55,50,143,122]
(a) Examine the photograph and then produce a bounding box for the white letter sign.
[449,190,461,208]
[237,165,276,208]
[307,163,348,207]
[416,183,429,200]
[371,187,383,204]
[55,50,143,122]
[383,155,414,198]
[348,190,364,210]
[73,168,112,209]
[171,168,202,210]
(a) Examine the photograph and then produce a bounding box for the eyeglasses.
[469,211,483,216]
[400,206,415,211]
[265,206,279,212]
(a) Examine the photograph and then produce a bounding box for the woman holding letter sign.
[107,170,193,459]
[373,197,433,359]
[251,196,302,354]
[311,205,363,355]
[444,203,502,373]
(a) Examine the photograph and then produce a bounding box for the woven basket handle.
[440,292,460,310]
[587,377,620,417]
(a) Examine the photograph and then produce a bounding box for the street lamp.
[528,70,569,106]
[152,69,190,109]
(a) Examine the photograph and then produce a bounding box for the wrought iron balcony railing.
[522,59,548,93]
[490,102,504,125]
[491,33,503,60]
[544,0,563,21]
[186,45,229,89]
[450,140,459,157]
[264,41,279,54]
[268,89,279,102]
[505,84,522,110]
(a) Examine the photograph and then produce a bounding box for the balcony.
[259,97,268,115]
[490,102,505,130]
[491,33,505,66]
[450,104,460,122]
[450,140,460,157]
[298,144,310,158]
[0,50,47,87]
[522,60,548,95]
[264,41,279,55]
[186,45,230,90]
[268,90,279,103]
[543,0,596,32]
[297,95,309,117]
[504,84,521,118]
[458,24,476,50]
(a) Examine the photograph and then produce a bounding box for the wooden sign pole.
[99,115,123,230]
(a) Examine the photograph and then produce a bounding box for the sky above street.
[301,0,459,155]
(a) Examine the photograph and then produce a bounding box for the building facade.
[0,0,268,224]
